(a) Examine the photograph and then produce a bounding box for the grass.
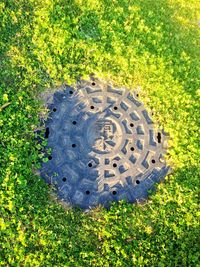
[0,0,199,266]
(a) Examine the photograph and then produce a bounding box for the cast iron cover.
[40,78,169,209]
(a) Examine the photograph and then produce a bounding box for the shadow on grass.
[0,1,53,92]
[16,164,199,266]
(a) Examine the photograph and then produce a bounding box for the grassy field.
[0,0,200,266]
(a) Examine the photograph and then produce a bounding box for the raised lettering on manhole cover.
[40,78,169,208]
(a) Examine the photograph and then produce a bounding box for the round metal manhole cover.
[40,78,169,208]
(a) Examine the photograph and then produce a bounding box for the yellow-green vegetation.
[0,0,199,266]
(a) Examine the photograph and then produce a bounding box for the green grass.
[0,0,200,266]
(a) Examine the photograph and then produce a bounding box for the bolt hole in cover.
[40,78,170,209]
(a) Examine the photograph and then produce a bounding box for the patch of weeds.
[0,0,199,266]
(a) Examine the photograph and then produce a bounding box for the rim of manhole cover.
[39,77,170,209]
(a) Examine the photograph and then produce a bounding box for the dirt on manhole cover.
[39,78,169,209]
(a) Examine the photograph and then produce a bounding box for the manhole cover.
[40,78,169,208]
